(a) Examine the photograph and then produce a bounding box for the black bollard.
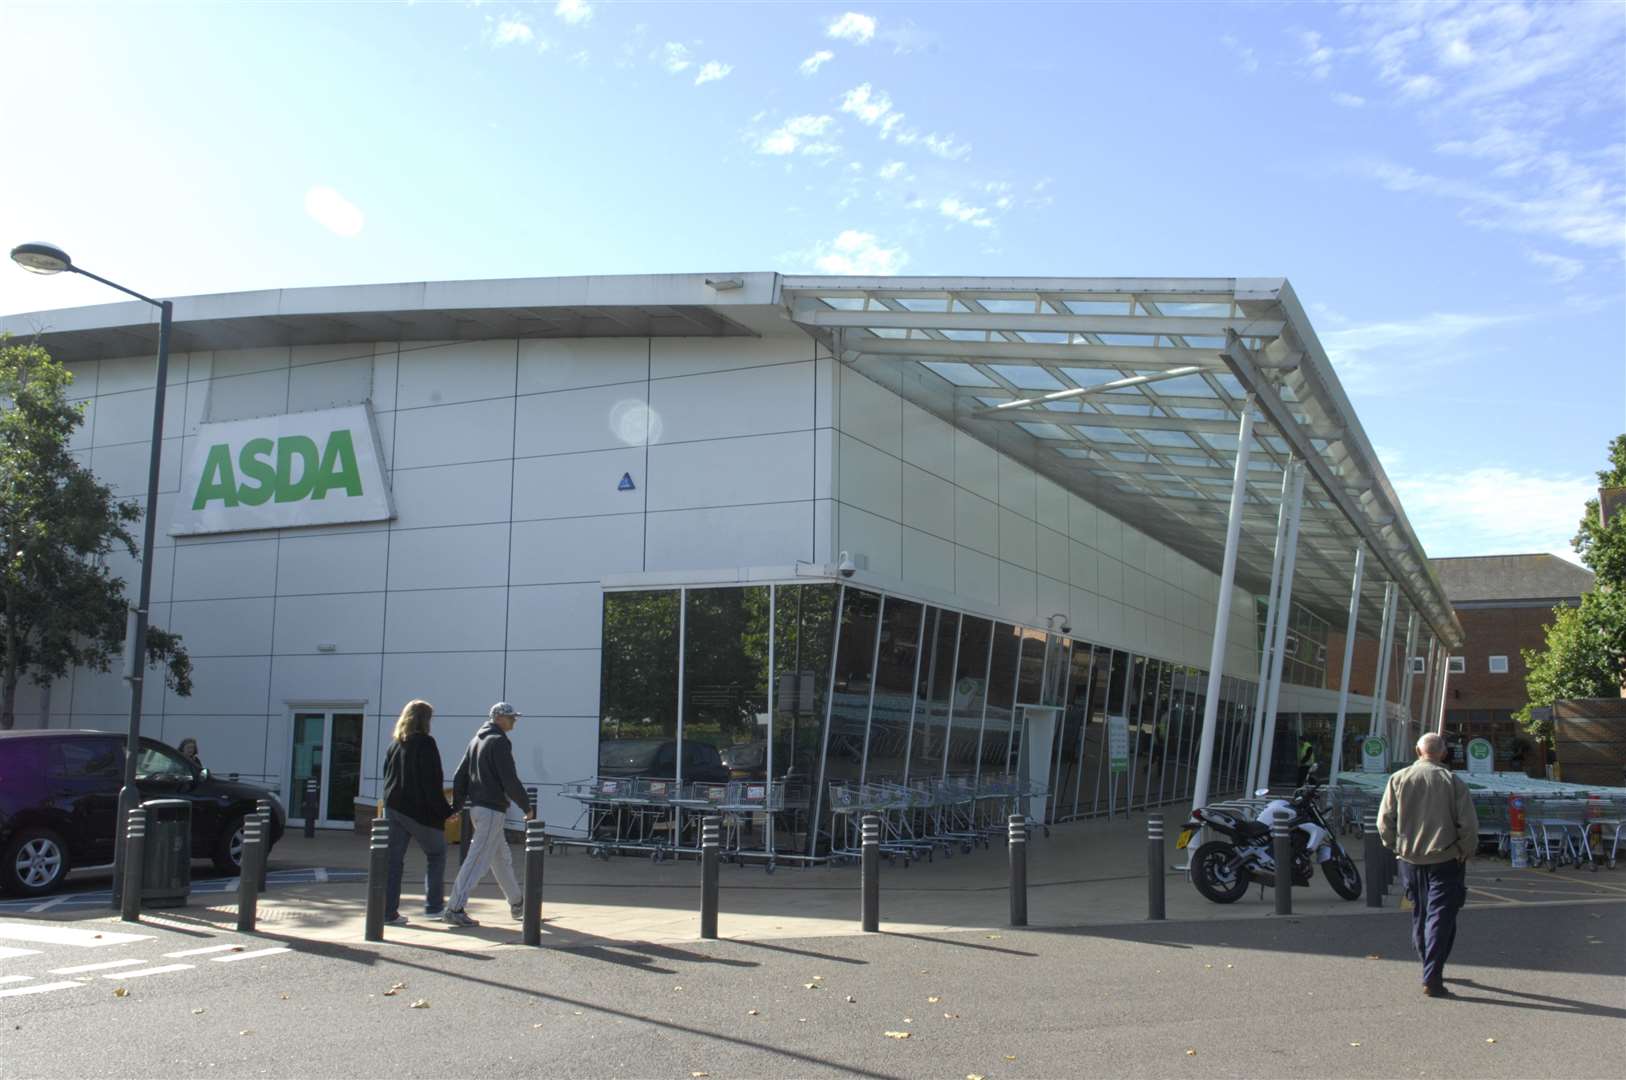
[1272,823,1293,916]
[1147,814,1165,921]
[364,817,389,942]
[237,814,263,933]
[1008,815,1028,927]
[700,815,721,940]
[255,798,272,893]
[303,779,318,839]
[458,807,472,866]
[860,814,880,933]
[120,807,146,924]
[1363,813,1383,908]
[522,819,546,947]
[526,786,539,817]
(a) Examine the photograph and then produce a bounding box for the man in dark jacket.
[442,702,532,927]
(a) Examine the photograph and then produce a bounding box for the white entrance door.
[1018,705,1060,822]
[288,708,366,826]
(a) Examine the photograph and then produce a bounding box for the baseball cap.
[489,702,521,719]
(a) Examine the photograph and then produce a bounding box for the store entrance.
[1018,705,1059,822]
[289,708,364,826]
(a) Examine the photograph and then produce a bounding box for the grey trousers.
[447,805,520,912]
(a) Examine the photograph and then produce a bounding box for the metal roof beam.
[798,306,1286,339]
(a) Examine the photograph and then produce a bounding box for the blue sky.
[1,1,1621,563]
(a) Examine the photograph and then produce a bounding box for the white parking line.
[163,944,243,958]
[0,946,42,961]
[49,959,148,975]
[0,975,33,985]
[211,947,290,963]
[24,895,73,915]
[102,964,193,979]
[0,981,82,999]
[0,923,149,948]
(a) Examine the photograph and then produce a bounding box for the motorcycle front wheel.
[1192,840,1250,904]
[1322,848,1363,901]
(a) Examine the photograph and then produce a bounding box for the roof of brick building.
[1431,554,1595,604]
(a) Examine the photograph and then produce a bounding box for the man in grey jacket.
[1378,732,1480,997]
[442,702,533,927]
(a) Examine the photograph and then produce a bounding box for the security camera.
[1060,621,1072,635]
[837,551,857,578]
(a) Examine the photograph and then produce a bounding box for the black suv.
[0,730,286,897]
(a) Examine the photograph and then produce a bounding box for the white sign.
[1361,735,1388,773]
[171,405,394,536]
[1108,714,1129,774]
[1466,737,1494,775]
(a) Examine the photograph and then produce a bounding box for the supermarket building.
[1,273,1461,849]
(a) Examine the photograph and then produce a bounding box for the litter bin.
[140,799,192,908]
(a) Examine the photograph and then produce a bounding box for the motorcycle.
[1178,780,1363,904]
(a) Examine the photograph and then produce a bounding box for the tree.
[0,338,191,729]
[1517,434,1626,737]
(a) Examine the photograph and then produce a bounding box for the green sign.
[1467,737,1494,775]
[1108,715,1129,774]
[1361,735,1388,773]
[172,405,393,536]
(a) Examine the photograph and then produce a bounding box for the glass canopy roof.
[782,276,1460,646]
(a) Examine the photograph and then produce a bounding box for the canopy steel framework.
[782,276,1461,649]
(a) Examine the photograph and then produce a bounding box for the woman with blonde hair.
[381,699,453,924]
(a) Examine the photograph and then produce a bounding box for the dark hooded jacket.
[451,720,530,813]
[383,732,453,828]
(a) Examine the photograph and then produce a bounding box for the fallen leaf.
[278,992,289,1001]
[903,1017,913,1023]
[409,999,430,1009]
[986,934,1002,940]
[1486,1038,1496,1044]
[747,1009,760,1016]
[845,995,856,1003]
[94,934,103,939]
[192,1008,205,1016]
[797,1018,807,1023]
[1186,1049,1197,1056]
[944,1013,960,1019]
[884,1031,911,1040]
[240,1030,253,1037]
[573,1011,583,1016]
[673,986,685,992]
[532,1023,544,1029]
[968,1075,986,1080]
[230,946,244,952]
[1366,954,1382,960]
[803,983,821,991]
[112,988,128,998]
[1203,964,1212,969]
[1225,964,1233,970]
[811,974,823,980]
[691,1073,710,1078]
[1350,1042,1360,1047]
[1004,1056,1016,1062]
[928,996,941,1003]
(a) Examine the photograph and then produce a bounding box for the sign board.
[171,405,393,536]
[1108,714,1130,774]
[775,673,816,713]
[1466,737,1494,774]
[1361,735,1388,773]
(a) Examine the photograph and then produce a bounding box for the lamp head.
[10,242,73,275]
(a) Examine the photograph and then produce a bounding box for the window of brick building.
[1447,656,1466,674]
[1488,655,1509,674]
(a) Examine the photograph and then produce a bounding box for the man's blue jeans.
[385,808,448,919]
[1398,858,1467,988]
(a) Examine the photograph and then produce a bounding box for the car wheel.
[2,828,71,897]
[212,813,247,873]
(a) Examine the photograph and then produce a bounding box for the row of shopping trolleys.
[554,774,1049,871]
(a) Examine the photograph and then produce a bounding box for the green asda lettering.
[192,430,364,510]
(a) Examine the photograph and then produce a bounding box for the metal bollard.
[1363,814,1382,908]
[1008,815,1028,927]
[303,779,318,839]
[364,817,389,942]
[255,798,272,893]
[860,814,880,933]
[458,807,472,866]
[1147,814,1165,921]
[120,807,146,923]
[1272,823,1292,916]
[237,814,263,932]
[700,815,721,940]
[526,786,539,818]
[522,819,546,947]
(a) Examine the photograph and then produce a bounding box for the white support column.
[1188,403,1255,815]
[1243,464,1294,794]
[1253,462,1306,792]
[1416,634,1436,745]
[1398,612,1418,719]
[1327,545,1365,781]
[1435,643,1453,735]
[1367,583,1397,736]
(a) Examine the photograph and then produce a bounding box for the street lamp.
[11,242,173,910]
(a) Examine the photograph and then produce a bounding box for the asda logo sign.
[171,405,393,536]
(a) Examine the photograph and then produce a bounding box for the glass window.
[683,587,771,781]
[945,616,993,776]
[1053,642,1094,820]
[980,624,1023,778]
[863,598,925,783]
[1084,645,1114,813]
[773,584,839,786]
[907,609,959,784]
[817,588,882,797]
[52,739,122,781]
[600,591,681,754]
[134,743,193,782]
[1487,655,1509,674]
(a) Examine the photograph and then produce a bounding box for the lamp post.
[11,242,172,909]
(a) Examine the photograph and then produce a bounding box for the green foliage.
[1516,433,1626,738]
[0,339,191,729]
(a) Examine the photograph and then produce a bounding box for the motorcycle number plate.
[1175,828,1195,850]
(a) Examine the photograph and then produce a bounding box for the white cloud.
[757,114,837,156]
[694,61,732,86]
[800,49,834,75]
[554,0,592,26]
[939,197,992,228]
[923,133,970,160]
[1318,310,1520,390]
[1398,73,1442,99]
[1300,30,1333,79]
[1220,33,1259,75]
[839,83,895,126]
[827,12,876,45]
[659,42,692,73]
[1525,249,1583,283]
[808,229,907,275]
[487,15,535,47]
[304,185,364,237]
[1333,91,1366,107]
[877,161,905,180]
[1389,466,1597,559]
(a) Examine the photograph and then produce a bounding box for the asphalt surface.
[1,898,1621,1079]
